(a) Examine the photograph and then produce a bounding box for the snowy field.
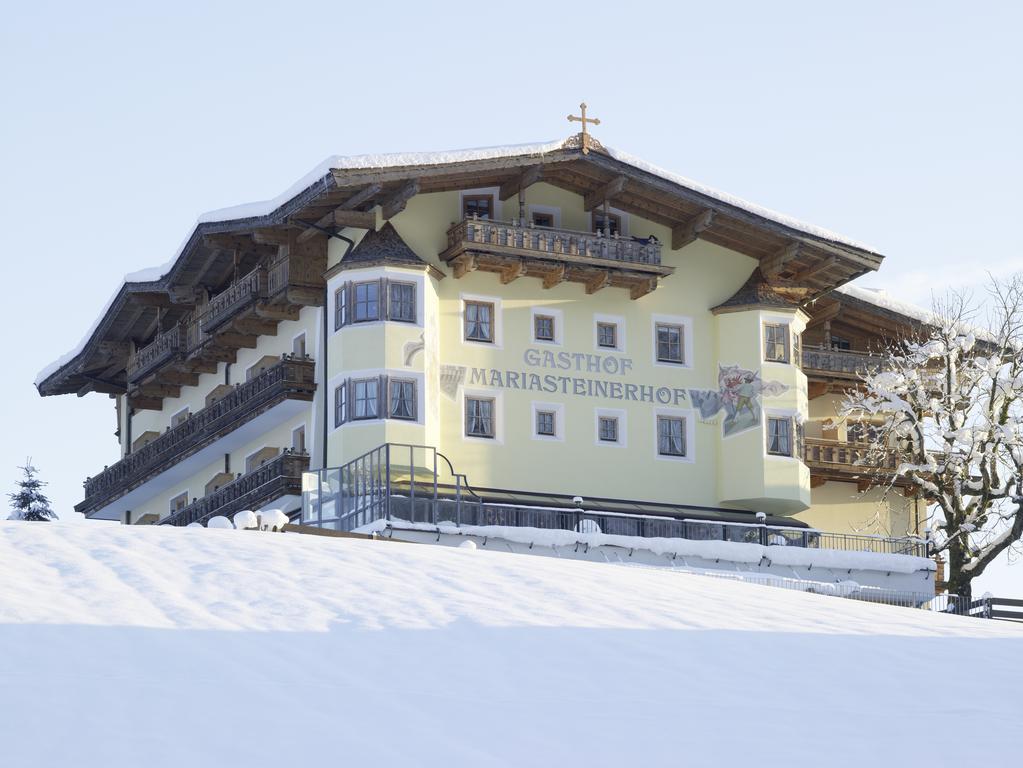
[0,522,1020,768]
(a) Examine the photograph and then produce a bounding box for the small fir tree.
[8,462,57,521]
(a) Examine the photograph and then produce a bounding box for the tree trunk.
[946,536,973,608]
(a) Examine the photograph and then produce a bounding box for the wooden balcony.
[127,325,182,384]
[79,357,315,516]
[440,218,674,299]
[159,450,309,527]
[201,266,268,334]
[801,345,887,380]
[126,253,325,409]
[803,438,901,489]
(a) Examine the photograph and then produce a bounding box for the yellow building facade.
[36,134,929,564]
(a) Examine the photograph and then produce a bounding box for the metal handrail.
[301,443,928,558]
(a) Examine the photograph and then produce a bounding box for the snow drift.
[0,521,1019,768]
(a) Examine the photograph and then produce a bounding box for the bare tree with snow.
[7,461,57,521]
[843,276,1023,601]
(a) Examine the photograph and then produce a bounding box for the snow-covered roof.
[835,284,937,325]
[36,136,882,389]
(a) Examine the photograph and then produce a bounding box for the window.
[352,379,379,420]
[292,425,305,453]
[657,416,686,457]
[334,384,347,427]
[597,322,618,349]
[463,194,493,220]
[388,282,416,323]
[831,334,851,351]
[334,286,348,329]
[593,211,621,235]
[656,323,684,364]
[534,314,555,342]
[292,333,306,358]
[598,416,619,443]
[246,447,279,473]
[169,492,188,514]
[353,281,380,323]
[389,379,416,420]
[792,330,802,368]
[466,397,495,438]
[767,417,792,456]
[464,301,494,342]
[764,323,790,363]
[536,410,556,437]
[532,212,554,228]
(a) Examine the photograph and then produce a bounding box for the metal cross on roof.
[567,102,601,154]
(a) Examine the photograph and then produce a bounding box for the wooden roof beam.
[761,242,802,277]
[805,301,842,329]
[671,209,716,251]
[792,256,839,285]
[381,180,420,220]
[499,165,544,201]
[295,184,383,243]
[583,175,627,211]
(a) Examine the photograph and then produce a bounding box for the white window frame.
[292,332,307,358]
[530,400,565,442]
[461,293,503,349]
[593,313,626,353]
[170,406,190,428]
[530,306,563,347]
[328,267,425,334]
[765,408,801,460]
[528,204,561,228]
[651,314,694,370]
[653,407,697,463]
[595,407,627,448]
[588,206,629,236]
[459,187,501,221]
[291,424,306,453]
[762,316,793,365]
[329,369,426,431]
[461,388,504,445]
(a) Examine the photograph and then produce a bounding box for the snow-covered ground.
[0,522,1019,768]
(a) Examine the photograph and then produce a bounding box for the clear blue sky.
[2,1,1020,593]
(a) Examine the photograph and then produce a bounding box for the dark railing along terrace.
[78,357,315,514]
[127,325,182,383]
[447,217,663,266]
[803,438,900,472]
[160,450,309,527]
[801,345,888,378]
[301,443,928,558]
[201,266,268,334]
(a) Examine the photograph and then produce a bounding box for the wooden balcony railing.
[160,450,309,527]
[127,325,182,384]
[803,438,900,473]
[268,253,324,298]
[801,345,888,378]
[448,217,663,266]
[201,266,267,334]
[78,357,315,515]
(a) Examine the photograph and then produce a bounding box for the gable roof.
[36,134,889,396]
